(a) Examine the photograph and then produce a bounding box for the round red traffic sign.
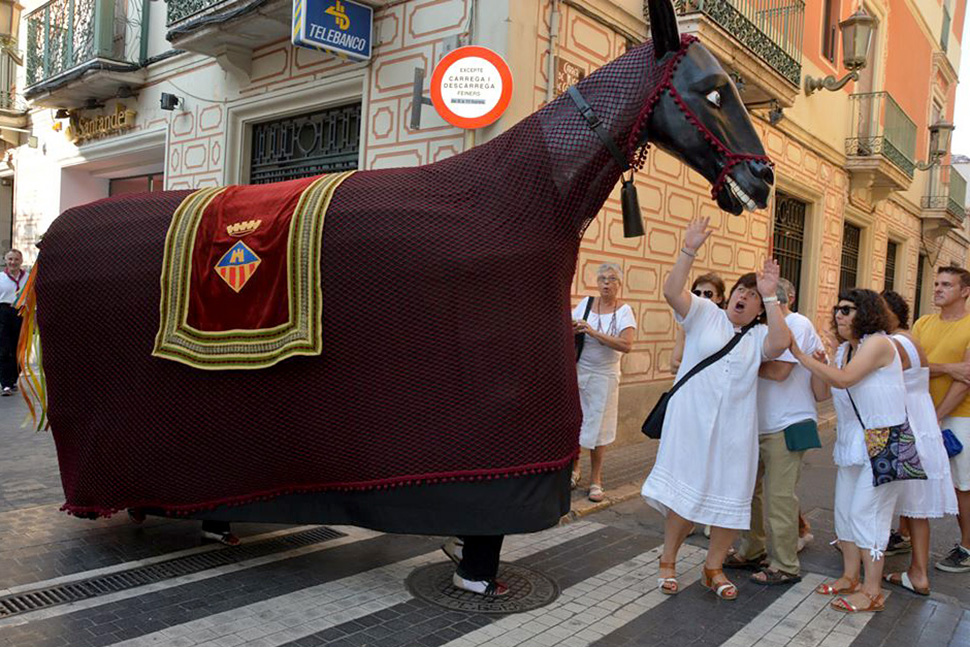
[430,46,513,129]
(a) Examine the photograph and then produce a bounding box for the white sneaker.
[703,525,711,538]
[797,532,814,553]
[1,386,11,397]
[441,537,464,564]
[452,572,509,597]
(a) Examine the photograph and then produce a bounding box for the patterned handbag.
[845,389,927,487]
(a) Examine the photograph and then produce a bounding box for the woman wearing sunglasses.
[642,216,791,601]
[788,289,907,613]
[670,273,726,373]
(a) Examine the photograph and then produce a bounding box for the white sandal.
[587,484,604,502]
[570,470,581,489]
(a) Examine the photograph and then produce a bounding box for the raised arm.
[791,335,894,390]
[663,217,712,319]
[757,258,791,360]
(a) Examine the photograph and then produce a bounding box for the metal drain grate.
[406,562,560,614]
[0,526,345,618]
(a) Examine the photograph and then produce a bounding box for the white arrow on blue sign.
[292,0,373,62]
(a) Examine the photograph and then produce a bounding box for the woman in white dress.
[789,289,910,613]
[642,217,791,601]
[881,290,958,596]
[572,263,637,502]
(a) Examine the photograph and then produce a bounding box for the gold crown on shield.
[227,219,262,237]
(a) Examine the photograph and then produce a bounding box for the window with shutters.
[884,240,897,293]
[840,222,861,293]
[249,103,361,185]
[773,193,807,311]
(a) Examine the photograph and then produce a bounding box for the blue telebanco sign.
[292,0,373,62]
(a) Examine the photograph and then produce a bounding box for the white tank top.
[830,335,907,466]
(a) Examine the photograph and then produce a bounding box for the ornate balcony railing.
[0,90,28,112]
[167,0,222,26]
[845,92,917,178]
[674,0,805,86]
[921,164,966,221]
[25,0,141,89]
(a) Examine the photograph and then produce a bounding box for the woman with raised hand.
[789,289,909,613]
[642,216,791,601]
[670,272,726,373]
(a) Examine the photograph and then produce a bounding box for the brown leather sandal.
[703,567,737,600]
[830,591,885,613]
[658,560,679,595]
[815,577,860,596]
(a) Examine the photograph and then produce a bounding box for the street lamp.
[0,0,22,46]
[915,120,955,171]
[805,9,875,96]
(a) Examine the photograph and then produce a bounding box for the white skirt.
[895,389,959,518]
[577,369,619,449]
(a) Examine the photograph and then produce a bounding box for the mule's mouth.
[716,170,771,216]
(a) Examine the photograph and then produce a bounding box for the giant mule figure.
[32,0,772,534]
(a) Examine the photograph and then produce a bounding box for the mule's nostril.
[753,163,774,185]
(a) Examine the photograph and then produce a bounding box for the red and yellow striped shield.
[214,240,261,293]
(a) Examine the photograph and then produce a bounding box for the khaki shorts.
[942,416,970,491]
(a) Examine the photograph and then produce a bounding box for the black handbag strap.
[582,296,594,321]
[666,318,759,400]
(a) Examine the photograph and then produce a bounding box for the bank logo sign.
[292,0,372,62]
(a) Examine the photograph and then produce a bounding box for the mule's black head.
[641,0,773,215]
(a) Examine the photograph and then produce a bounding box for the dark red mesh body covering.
[36,42,668,529]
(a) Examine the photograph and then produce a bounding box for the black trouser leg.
[0,306,20,389]
[456,535,504,580]
[201,520,231,534]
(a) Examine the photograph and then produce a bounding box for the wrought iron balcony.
[674,0,804,87]
[167,0,221,26]
[24,0,144,106]
[921,164,966,226]
[846,92,917,178]
[165,0,293,81]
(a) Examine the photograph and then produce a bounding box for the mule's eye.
[705,90,722,108]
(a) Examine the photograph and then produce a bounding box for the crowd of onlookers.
[573,217,970,611]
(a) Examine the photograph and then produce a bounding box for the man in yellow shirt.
[912,265,970,573]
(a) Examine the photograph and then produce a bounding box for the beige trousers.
[737,431,805,575]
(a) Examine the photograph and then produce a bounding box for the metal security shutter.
[250,103,361,185]
[840,222,861,293]
[915,254,927,318]
[773,193,807,311]
[884,240,897,293]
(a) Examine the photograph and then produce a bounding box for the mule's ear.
[646,0,681,60]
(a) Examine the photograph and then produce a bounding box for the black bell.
[621,177,645,238]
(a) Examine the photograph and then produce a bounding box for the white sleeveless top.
[830,335,907,467]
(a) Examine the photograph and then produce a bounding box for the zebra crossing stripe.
[112,522,606,647]
[0,526,381,628]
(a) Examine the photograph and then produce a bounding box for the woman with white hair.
[572,262,636,502]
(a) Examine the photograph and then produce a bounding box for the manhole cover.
[406,562,559,614]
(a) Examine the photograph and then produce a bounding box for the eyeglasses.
[833,305,858,316]
[597,276,620,283]
[692,289,716,299]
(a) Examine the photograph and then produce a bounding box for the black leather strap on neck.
[567,86,630,173]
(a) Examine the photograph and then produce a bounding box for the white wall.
[59,168,109,212]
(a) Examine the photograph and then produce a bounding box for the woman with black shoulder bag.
[571,262,636,502]
[641,216,791,601]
